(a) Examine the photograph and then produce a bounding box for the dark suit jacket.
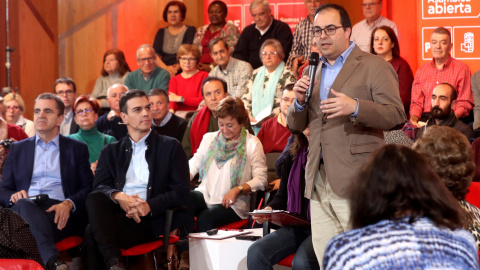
[93,130,189,236]
[287,45,406,198]
[0,135,93,213]
[69,119,79,135]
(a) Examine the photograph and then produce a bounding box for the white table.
[189,228,291,270]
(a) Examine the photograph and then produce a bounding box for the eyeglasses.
[75,108,93,116]
[137,57,155,64]
[56,90,75,96]
[6,105,20,111]
[179,57,197,62]
[362,2,380,7]
[311,25,343,37]
[261,51,277,57]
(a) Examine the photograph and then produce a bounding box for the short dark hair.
[209,1,228,16]
[101,48,131,77]
[35,92,65,116]
[436,83,457,101]
[201,76,228,96]
[350,144,464,230]
[162,1,187,22]
[147,88,169,103]
[413,126,474,201]
[119,89,147,114]
[208,37,229,53]
[432,27,451,43]
[72,95,100,114]
[54,77,76,93]
[284,83,295,92]
[216,97,248,125]
[315,4,352,37]
[370,26,400,58]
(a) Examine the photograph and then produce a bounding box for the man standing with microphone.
[287,3,405,263]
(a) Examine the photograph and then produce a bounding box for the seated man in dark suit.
[0,93,93,270]
[148,88,187,141]
[96,83,128,140]
[85,89,190,270]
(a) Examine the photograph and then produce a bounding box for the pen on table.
[252,198,264,228]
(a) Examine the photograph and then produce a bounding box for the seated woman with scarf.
[247,128,319,270]
[241,39,297,134]
[187,97,267,232]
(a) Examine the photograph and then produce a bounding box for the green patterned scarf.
[199,128,247,188]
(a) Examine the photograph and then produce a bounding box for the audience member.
[209,38,253,98]
[124,44,170,93]
[370,26,413,115]
[286,0,322,68]
[351,0,398,52]
[96,84,128,140]
[410,27,473,127]
[242,39,296,134]
[67,95,116,174]
[54,77,79,136]
[0,93,93,270]
[233,0,293,69]
[193,1,240,72]
[181,77,253,159]
[85,90,189,270]
[257,84,295,154]
[4,93,34,137]
[323,144,478,269]
[153,1,196,78]
[288,3,406,262]
[415,83,473,140]
[148,88,187,142]
[414,125,480,250]
[187,97,267,233]
[472,70,480,130]
[248,130,319,269]
[168,44,208,117]
[91,49,131,115]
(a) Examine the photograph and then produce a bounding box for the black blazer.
[0,135,93,212]
[93,130,189,236]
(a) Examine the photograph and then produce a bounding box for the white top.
[16,115,35,137]
[189,131,267,219]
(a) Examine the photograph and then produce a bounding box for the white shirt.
[59,110,74,135]
[123,131,151,200]
[189,131,267,219]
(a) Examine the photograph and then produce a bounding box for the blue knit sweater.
[323,217,478,270]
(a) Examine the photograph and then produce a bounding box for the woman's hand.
[222,187,241,209]
[169,92,183,103]
[252,206,273,224]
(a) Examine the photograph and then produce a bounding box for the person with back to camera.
[153,0,196,78]
[91,49,131,116]
[323,144,479,270]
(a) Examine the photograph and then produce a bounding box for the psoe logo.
[461,32,474,53]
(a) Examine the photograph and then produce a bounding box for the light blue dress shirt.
[123,130,151,200]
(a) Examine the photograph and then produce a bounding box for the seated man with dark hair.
[148,88,187,141]
[0,93,93,270]
[85,89,190,270]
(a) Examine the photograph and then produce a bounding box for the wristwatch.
[237,185,244,193]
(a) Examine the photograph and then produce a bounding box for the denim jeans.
[247,226,319,270]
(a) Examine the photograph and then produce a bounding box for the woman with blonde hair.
[4,93,34,137]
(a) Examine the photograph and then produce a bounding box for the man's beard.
[431,106,450,120]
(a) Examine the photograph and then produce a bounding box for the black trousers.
[85,191,155,269]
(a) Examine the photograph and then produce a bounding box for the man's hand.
[126,195,151,223]
[409,115,421,128]
[320,89,357,119]
[46,200,73,230]
[90,161,98,176]
[252,206,272,224]
[293,75,313,105]
[10,190,28,204]
[222,187,241,209]
[268,179,281,191]
[112,192,137,213]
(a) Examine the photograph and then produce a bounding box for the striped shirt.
[350,15,398,52]
[410,56,473,118]
[286,18,314,67]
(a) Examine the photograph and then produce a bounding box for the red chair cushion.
[120,236,180,256]
[55,236,83,251]
[0,259,44,270]
[466,182,480,208]
[218,219,248,230]
[277,254,294,267]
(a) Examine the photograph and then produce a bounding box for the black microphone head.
[35,194,49,203]
[309,52,320,66]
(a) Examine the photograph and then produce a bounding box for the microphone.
[305,52,320,104]
[9,194,49,206]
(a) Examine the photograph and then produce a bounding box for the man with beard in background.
[415,83,473,140]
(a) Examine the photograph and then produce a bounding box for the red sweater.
[257,117,290,154]
[169,71,209,112]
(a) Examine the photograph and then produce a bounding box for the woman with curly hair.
[413,125,480,250]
